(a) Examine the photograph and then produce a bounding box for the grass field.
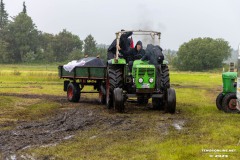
[0,64,240,160]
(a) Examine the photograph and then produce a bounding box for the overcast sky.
[4,0,240,50]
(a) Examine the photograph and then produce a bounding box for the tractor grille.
[148,68,154,76]
[138,68,154,77]
[138,68,146,76]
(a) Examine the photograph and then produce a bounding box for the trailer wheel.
[165,88,176,114]
[113,88,124,112]
[106,65,124,110]
[160,65,170,91]
[67,82,80,102]
[222,93,239,113]
[216,92,224,110]
[152,98,164,110]
[137,96,148,105]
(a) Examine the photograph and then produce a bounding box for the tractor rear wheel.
[113,88,124,112]
[106,65,124,111]
[160,65,170,91]
[216,92,224,110]
[165,88,176,114]
[67,82,80,102]
[222,93,239,113]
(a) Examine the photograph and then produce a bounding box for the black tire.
[222,93,239,113]
[216,92,224,110]
[67,82,80,102]
[106,65,124,110]
[113,88,124,112]
[160,65,170,91]
[165,88,176,114]
[152,98,164,110]
[137,96,148,105]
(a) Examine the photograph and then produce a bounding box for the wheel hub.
[68,87,73,99]
[228,99,237,110]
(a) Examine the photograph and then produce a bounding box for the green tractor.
[216,72,239,113]
[105,30,176,113]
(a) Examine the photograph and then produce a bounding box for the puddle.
[172,120,185,130]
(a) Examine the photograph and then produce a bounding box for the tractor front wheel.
[165,88,176,114]
[113,88,124,112]
[216,92,224,110]
[222,93,239,113]
[67,82,80,102]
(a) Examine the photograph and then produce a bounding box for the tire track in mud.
[0,93,183,159]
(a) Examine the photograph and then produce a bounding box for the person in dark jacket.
[120,41,145,72]
[141,44,164,91]
[132,40,145,60]
[107,30,133,60]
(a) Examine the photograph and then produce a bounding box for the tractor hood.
[222,72,237,79]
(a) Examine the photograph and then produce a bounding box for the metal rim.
[67,87,73,100]
[228,99,237,110]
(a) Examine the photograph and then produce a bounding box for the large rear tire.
[160,65,170,91]
[222,93,239,113]
[67,82,80,102]
[106,65,124,111]
[216,92,224,110]
[165,88,176,114]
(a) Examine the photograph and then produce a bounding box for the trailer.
[58,57,107,104]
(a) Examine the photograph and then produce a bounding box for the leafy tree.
[163,49,177,64]
[0,0,8,30]
[97,47,107,61]
[52,29,83,62]
[84,34,97,56]
[173,38,231,71]
[4,13,40,63]
[0,40,12,63]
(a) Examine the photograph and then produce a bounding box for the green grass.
[0,64,240,159]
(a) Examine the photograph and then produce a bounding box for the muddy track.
[0,93,183,159]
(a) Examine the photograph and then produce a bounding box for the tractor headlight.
[138,78,143,83]
[149,78,154,83]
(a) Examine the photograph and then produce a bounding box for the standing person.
[107,30,133,60]
[141,44,164,91]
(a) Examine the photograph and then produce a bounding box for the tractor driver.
[118,40,145,72]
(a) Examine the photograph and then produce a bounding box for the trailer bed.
[58,66,106,80]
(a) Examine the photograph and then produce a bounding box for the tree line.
[0,0,232,71]
[0,1,106,64]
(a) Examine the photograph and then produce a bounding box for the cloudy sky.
[4,0,240,50]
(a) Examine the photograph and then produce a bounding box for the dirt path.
[0,93,183,159]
